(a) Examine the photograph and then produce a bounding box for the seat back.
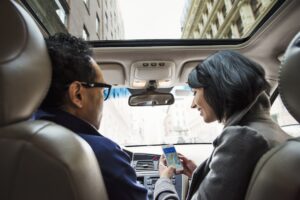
[245,32,300,200]
[0,1,108,199]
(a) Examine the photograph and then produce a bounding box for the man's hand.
[159,155,175,179]
[178,153,197,178]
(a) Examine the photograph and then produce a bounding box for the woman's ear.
[68,82,83,108]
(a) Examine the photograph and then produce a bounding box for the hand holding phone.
[177,153,197,178]
[162,144,183,172]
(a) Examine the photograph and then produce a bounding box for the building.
[22,0,124,40]
[181,0,276,39]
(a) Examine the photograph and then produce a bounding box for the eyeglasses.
[80,82,112,101]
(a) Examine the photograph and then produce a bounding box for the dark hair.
[40,33,95,109]
[188,50,270,122]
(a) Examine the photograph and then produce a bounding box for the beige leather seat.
[245,32,300,200]
[0,1,108,199]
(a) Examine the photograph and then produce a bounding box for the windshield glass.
[99,86,223,146]
[23,0,281,40]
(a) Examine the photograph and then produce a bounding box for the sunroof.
[22,0,283,41]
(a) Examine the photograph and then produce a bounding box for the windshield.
[99,86,223,146]
[23,0,281,40]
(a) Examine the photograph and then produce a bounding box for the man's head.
[41,33,109,129]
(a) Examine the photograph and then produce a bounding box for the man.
[35,33,148,200]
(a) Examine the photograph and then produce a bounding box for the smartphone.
[162,144,183,172]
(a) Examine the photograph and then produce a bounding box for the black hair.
[188,50,270,122]
[40,33,95,109]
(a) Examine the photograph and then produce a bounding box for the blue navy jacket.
[35,109,148,200]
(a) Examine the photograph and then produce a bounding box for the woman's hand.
[178,153,197,178]
[159,155,175,179]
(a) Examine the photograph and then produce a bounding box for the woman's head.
[188,50,270,122]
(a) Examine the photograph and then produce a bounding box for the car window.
[271,95,300,137]
[23,0,284,41]
[99,86,223,146]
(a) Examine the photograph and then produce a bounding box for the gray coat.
[154,93,290,200]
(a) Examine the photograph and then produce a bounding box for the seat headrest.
[279,32,300,123]
[0,0,51,126]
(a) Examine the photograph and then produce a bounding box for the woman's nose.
[191,99,197,108]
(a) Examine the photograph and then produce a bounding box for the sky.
[118,0,185,39]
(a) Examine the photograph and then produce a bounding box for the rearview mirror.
[128,92,175,106]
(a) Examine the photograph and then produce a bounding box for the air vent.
[135,160,155,171]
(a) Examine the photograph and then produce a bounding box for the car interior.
[1,0,300,199]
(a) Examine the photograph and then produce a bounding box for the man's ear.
[68,82,84,108]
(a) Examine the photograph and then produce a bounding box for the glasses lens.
[103,87,110,100]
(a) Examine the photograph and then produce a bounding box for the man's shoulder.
[78,133,122,153]
[79,133,133,177]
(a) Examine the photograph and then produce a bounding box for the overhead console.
[130,61,176,89]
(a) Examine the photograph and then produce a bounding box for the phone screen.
[162,144,183,171]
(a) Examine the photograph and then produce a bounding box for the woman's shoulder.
[213,126,269,149]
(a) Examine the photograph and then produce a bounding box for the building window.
[83,0,89,6]
[216,18,220,28]
[83,0,90,14]
[110,13,113,26]
[211,23,217,36]
[82,25,89,40]
[203,14,208,23]
[204,7,208,16]
[206,29,213,39]
[198,22,203,33]
[105,12,109,30]
[236,15,243,36]
[96,14,100,37]
[207,0,213,12]
[54,0,68,26]
[251,0,262,18]
[221,4,227,17]
[223,28,232,39]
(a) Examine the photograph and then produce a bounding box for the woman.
[153,50,290,200]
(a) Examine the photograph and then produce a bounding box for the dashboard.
[124,144,213,199]
[124,150,185,199]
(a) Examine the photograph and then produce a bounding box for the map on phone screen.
[162,144,183,171]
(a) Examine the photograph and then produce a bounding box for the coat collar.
[211,92,271,147]
[35,108,101,136]
[224,92,271,128]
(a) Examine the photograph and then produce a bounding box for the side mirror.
[128,92,175,106]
